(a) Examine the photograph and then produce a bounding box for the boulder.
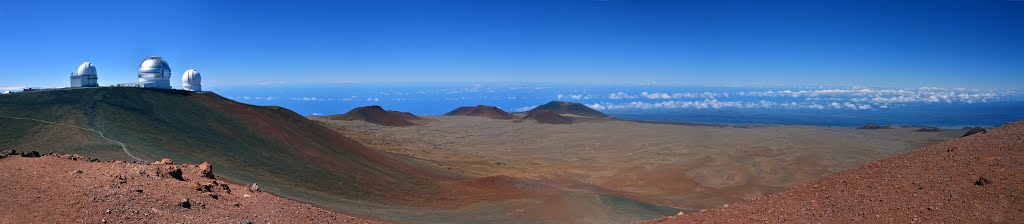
[249,183,261,192]
[164,166,185,181]
[198,162,215,179]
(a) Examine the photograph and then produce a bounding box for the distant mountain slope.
[528,101,610,118]
[443,105,515,119]
[522,110,574,124]
[326,105,419,127]
[0,88,461,208]
[643,120,1024,223]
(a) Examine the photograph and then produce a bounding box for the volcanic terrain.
[521,110,574,124]
[0,88,679,223]
[444,105,516,119]
[527,101,610,118]
[642,121,1024,223]
[313,104,966,213]
[324,105,422,127]
[0,152,386,223]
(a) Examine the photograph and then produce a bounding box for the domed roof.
[76,62,97,76]
[182,69,201,84]
[138,57,171,80]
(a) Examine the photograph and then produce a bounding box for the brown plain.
[312,115,963,211]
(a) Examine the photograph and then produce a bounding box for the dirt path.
[0,115,144,162]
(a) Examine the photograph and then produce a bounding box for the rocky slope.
[0,153,386,223]
[326,105,420,127]
[0,88,479,219]
[444,105,515,119]
[643,121,1024,223]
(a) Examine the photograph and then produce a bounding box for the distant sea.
[215,83,1024,128]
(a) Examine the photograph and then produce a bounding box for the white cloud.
[291,97,324,101]
[0,86,26,91]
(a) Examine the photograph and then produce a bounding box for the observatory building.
[115,57,172,89]
[182,69,201,91]
[70,62,99,87]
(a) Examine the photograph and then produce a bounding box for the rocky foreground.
[642,121,1024,223]
[0,152,386,223]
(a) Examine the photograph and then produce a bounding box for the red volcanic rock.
[152,158,174,165]
[327,105,419,127]
[641,121,1024,223]
[444,105,516,119]
[165,166,185,181]
[198,162,214,179]
[528,101,609,118]
[522,110,574,124]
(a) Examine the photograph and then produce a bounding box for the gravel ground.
[0,154,388,224]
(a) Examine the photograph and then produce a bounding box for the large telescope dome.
[182,69,202,91]
[76,62,97,76]
[138,57,172,81]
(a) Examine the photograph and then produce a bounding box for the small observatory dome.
[138,57,172,81]
[77,62,97,76]
[182,69,202,91]
[71,62,99,87]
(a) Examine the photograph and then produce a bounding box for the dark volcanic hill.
[443,105,515,119]
[643,121,1024,223]
[857,123,890,129]
[327,105,419,127]
[522,110,573,124]
[528,101,610,118]
[0,88,465,209]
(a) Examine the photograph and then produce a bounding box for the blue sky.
[1,0,1022,90]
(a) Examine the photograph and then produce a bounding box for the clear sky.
[1,0,1022,89]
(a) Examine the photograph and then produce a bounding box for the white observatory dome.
[138,57,172,81]
[182,69,202,91]
[76,62,97,76]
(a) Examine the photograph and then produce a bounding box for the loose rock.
[19,150,40,158]
[974,177,990,186]
[178,198,191,209]
[249,183,260,192]
[151,158,174,165]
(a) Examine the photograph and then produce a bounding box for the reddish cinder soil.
[642,121,1024,223]
[0,155,388,224]
[444,105,516,119]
